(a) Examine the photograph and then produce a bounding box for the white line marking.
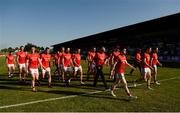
[0,76,180,109]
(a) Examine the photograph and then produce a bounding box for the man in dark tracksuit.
[93,47,108,89]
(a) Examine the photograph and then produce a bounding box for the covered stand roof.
[52,13,180,51]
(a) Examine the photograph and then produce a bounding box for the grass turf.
[0,56,180,112]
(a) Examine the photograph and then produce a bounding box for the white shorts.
[19,64,26,69]
[8,64,15,68]
[153,65,157,71]
[64,66,73,73]
[74,65,82,72]
[144,68,151,73]
[152,65,157,74]
[42,67,51,74]
[29,68,39,75]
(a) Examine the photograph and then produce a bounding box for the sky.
[0,0,180,49]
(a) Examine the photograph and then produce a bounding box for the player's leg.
[147,69,153,90]
[93,66,100,87]
[47,68,52,87]
[79,66,84,85]
[86,62,91,80]
[10,65,15,77]
[60,65,65,82]
[144,68,150,82]
[22,65,27,81]
[109,65,115,79]
[111,74,120,97]
[42,68,46,79]
[30,69,36,92]
[121,75,137,99]
[19,64,22,80]
[99,66,108,89]
[153,65,160,85]
[7,65,11,77]
[34,69,39,91]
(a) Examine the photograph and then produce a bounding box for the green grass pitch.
[0,56,180,112]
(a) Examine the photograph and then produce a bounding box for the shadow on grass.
[0,85,30,91]
[81,93,132,102]
[41,90,83,95]
[41,88,131,102]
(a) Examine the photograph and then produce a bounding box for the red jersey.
[115,55,127,74]
[151,53,158,66]
[6,55,14,64]
[17,51,27,64]
[112,51,120,64]
[58,52,65,64]
[54,53,59,65]
[72,53,81,67]
[88,51,96,62]
[144,53,150,68]
[135,53,141,62]
[41,54,51,68]
[62,53,72,67]
[113,51,120,57]
[95,52,107,66]
[27,53,40,69]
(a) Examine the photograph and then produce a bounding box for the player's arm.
[135,55,141,63]
[85,54,89,63]
[104,58,109,65]
[13,56,16,67]
[26,58,29,70]
[38,58,44,69]
[73,58,78,67]
[144,58,153,70]
[6,56,8,66]
[110,61,117,76]
[39,55,44,69]
[16,54,19,64]
[157,59,162,67]
[111,54,115,65]
[93,54,98,65]
[70,58,74,67]
[150,57,153,66]
[49,56,52,68]
[62,57,64,67]
[57,56,60,68]
[125,61,136,70]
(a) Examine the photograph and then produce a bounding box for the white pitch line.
[0,76,180,109]
[128,76,180,87]
[0,90,102,109]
